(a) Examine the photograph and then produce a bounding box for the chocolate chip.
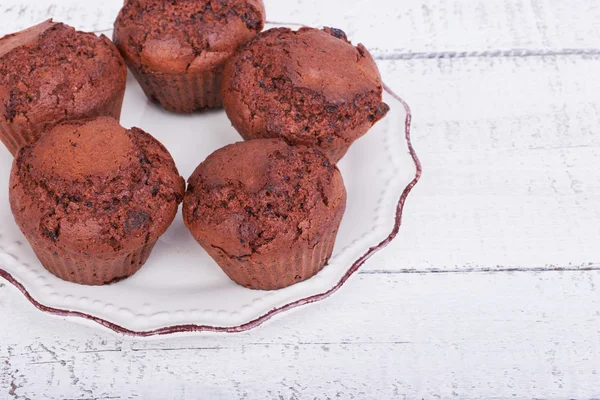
[328,28,347,40]
[5,90,17,122]
[84,201,93,207]
[124,210,150,232]
[369,103,390,122]
[138,155,152,166]
[325,105,338,113]
[241,12,260,30]
[377,102,390,116]
[42,228,59,242]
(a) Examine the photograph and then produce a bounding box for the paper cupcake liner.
[205,228,339,291]
[327,145,351,163]
[32,239,157,286]
[0,86,125,156]
[99,84,126,121]
[0,123,41,157]
[235,135,351,164]
[130,67,223,113]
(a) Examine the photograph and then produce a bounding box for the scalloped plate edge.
[0,84,421,336]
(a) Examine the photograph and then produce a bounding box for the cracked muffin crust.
[0,20,127,156]
[113,0,265,112]
[221,27,390,162]
[183,139,346,290]
[9,117,185,285]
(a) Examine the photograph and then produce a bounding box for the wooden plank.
[1,0,600,55]
[2,3,598,274]
[1,1,599,399]
[367,56,600,273]
[2,271,599,399]
[382,56,600,152]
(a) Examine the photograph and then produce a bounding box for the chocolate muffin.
[0,20,127,156]
[183,139,346,290]
[222,27,389,162]
[113,0,265,113]
[9,117,185,285]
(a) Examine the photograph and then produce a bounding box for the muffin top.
[10,117,185,255]
[113,0,265,73]
[222,27,389,150]
[184,139,346,258]
[0,20,126,126]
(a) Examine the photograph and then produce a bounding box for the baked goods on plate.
[222,27,389,162]
[9,117,184,285]
[113,0,266,112]
[0,20,126,155]
[0,15,419,334]
[184,139,346,290]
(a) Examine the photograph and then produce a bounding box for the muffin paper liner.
[327,145,351,163]
[130,67,223,113]
[235,132,350,164]
[204,228,340,291]
[32,239,157,286]
[0,86,125,156]
[0,81,421,335]
[0,123,41,157]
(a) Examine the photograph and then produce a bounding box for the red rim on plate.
[0,83,421,336]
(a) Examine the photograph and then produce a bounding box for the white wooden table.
[1,0,600,398]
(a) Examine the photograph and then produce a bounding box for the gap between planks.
[371,47,600,60]
[359,263,600,275]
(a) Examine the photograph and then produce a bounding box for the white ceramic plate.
[0,49,419,336]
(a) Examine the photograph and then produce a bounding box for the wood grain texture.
[376,56,600,272]
[2,272,600,399]
[1,0,600,398]
[1,0,600,56]
[3,0,597,272]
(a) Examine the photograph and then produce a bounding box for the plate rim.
[0,84,421,336]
